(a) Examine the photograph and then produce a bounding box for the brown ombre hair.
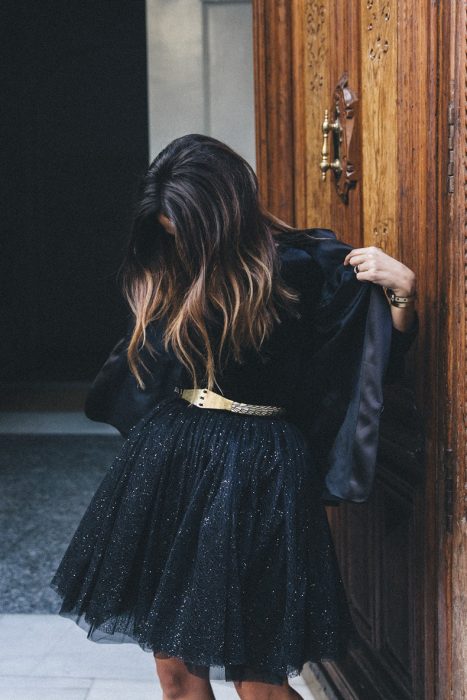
[119,133,310,391]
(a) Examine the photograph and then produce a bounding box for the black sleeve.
[384,311,419,384]
[290,227,415,504]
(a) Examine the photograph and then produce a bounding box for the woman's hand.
[342,245,417,333]
[342,245,416,295]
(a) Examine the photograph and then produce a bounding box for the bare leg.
[154,653,216,700]
[233,677,305,700]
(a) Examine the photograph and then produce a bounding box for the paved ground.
[0,615,326,700]
[0,434,123,613]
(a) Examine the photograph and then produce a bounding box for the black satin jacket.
[84,228,419,506]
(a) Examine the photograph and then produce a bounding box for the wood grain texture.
[396,0,437,697]
[251,1,465,698]
[360,0,397,257]
[302,0,332,228]
[330,2,363,244]
[449,1,467,696]
[253,0,296,223]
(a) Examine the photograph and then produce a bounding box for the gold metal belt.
[174,387,286,416]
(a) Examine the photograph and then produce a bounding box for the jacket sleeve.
[384,311,419,383]
[83,315,183,438]
[300,227,419,385]
[294,227,419,505]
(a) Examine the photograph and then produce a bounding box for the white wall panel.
[146,0,204,161]
[146,0,255,169]
[204,2,255,168]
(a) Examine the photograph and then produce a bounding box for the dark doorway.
[2,0,149,382]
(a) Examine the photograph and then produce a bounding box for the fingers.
[342,244,401,288]
[343,245,381,266]
[346,254,382,284]
[351,261,370,274]
[348,261,375,282]
[345,253,368,267]
[354,269,375,282]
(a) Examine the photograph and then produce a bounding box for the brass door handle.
[318,73,359,203]
[320,108,343,181]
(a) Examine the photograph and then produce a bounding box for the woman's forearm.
[342,245,418,333]
[390,301,417,332]
[389,270,417,332]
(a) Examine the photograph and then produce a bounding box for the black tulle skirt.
[49,392,358,686]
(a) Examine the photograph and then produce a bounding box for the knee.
[154,654,214,699]
[154,657,189,699]
[233,680,271,700]
[233,679,290,700]
[158,672,187,699]
[233,682,247,700]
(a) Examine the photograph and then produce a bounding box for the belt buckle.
[174,386,285,415]
[179,387,234,411]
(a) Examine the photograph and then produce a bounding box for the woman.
[50,134,418,699]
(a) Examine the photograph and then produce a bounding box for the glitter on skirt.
[49,393,359,686]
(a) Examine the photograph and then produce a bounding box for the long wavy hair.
[119,133,314,391]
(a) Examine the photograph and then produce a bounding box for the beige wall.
[145,0,255,170]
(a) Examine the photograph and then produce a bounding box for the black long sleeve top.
[85,228,419,505]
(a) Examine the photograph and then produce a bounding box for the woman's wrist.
[390,305,417,333]
[386,271,417,332]
[391,270,417,298]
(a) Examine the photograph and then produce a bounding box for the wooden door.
[253,2,466,699]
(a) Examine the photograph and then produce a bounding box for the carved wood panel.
[449,1,467,695]
[252,0,455,698]
[303,0,332,228]
[360,0,398,258]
